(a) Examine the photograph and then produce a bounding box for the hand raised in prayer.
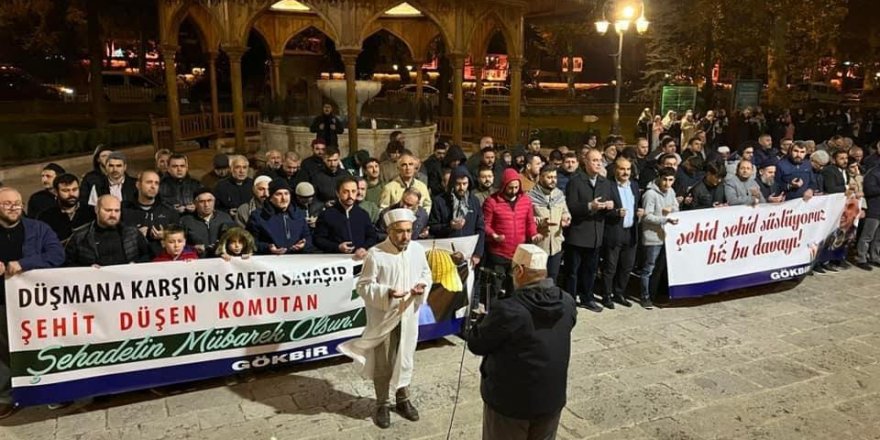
[411,283,427,296]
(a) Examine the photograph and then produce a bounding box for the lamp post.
[595,1,649,135]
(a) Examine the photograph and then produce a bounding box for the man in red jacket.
[483,169,542,294]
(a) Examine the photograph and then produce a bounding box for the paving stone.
[728,356,821,389]
[745,408,868,440]
[663,369,763,403]
[191,403,246,429]
[635,416,708,440]
[163,386,250,415]
[106,400,166,428]
[654,347,752,376]
[787,343,877,373]
[566,384,696,431]
[55,410,107,437]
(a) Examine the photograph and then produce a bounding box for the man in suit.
[564,149,613,312]
[822,149,851,195]
[601,157,643,309]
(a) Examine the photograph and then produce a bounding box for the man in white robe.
[338,208,432,428]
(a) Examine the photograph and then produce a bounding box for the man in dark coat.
[214,155,254,215]
[87,151,137,206]
[601,157,642,309]
[467,244,576,440]
[309,104,344,147]
[0,187,65,417]
[683,161,727,210]
[159,153,201,214]
[822,149,851,195]
[428,165,486,267]
[422,142,449,196]
[180,188,235,257]
[122,171,180,255]
[27,162,65,218]
[314,177,377,257]
[564,149,613,312]
[37,173,95,243]
[855,165,880,271]
[66,195,153,266]
[309,146,352,204]
[247,179,313,255]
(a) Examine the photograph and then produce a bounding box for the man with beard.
[753,134,779,168]
[639,153,679,191]
[214,155,254,214]
[724,160,765,206]
[423,142,449,196]
[527,165,570,281]
[294,182,324,229]
[275,152,301,187]
[776,142,816,201]
[310,104,344,147]
[684,161,727,210]
[429,165,485,267]
[756,160,784,203]
[469,146,505,189]
[0,187,64,418]
[473,165,496,206]
[810,150,830,194]
[356,177,381,223]
[363,158,384,205]
[259,149,284,178]
[338,208,431,429]
[160,154,201,214]
[301,138,328,179]
[87,152,137,206]
[602,158,642,309]
[181,189,235,256]
[310,147,352,204]
[247,179,312,255]
[235,175,272,227]
[123,171,180,254]
[557,152,580,192]
[200,154,230,191]
[519,154,543,193]
[66,195,153,266]
[27,163,65,218]
[37,173,95,243]
[314,177,377,258]
[564,150,613,312]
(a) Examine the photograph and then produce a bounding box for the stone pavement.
[2,269,880,440]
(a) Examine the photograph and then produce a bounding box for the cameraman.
[467,244,577,439]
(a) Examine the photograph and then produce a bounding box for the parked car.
[466,85,526,105]
[790,82,842,106]
[0,65,63,101]
[389,83,440,107]
[98,71,166,103]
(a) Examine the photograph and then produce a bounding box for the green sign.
[660,86,698,116]
[733,80,763,111]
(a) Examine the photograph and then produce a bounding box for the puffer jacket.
[483,169,538,260]
[159,175,202,208]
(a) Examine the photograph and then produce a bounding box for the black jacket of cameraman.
[467,278,577,419]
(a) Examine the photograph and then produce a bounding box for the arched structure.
[158,0,538,152]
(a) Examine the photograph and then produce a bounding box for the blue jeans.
[564,244,601,304]
[640,246,664,301]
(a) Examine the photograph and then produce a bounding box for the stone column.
[508,56,524,145]
[450,53,466,145]
[160,44,181,150]
[473,61,485,136]
[272,55,284,99]
[340,49,360,155]
[225,45,248,154]
[206,51,222,138]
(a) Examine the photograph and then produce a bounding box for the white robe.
[338,239,432,390]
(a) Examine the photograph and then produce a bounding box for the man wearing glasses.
[0,187,65,418]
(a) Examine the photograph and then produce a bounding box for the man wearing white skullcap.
[338,208,432,429]
[467,243,577,440]
[235,175,272,227]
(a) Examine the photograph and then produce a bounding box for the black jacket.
[214,177,254,213]
[309,114,344,147]
[864,166,880,219]
[428,166,486,257]
[821,165,848,194]
[467,279,577,419]
[159,175,202,208]
[122,200,181,254]
[65,222,152,266]
[92,175,138,204]
[313,202,378,253]
[309,166,351,203]
[37,204,95,243]
[603,179,640,247]
[27,189,56,218]
[686,180,726,210]
[564,172,612,248]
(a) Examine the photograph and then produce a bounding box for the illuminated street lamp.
[595,0,649,135]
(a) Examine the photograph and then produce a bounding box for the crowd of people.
[1,104,879,428]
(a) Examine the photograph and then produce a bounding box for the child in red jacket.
[153,225,199,262]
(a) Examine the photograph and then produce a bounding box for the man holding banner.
[338,208,432,429]
[0,187,65,418]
